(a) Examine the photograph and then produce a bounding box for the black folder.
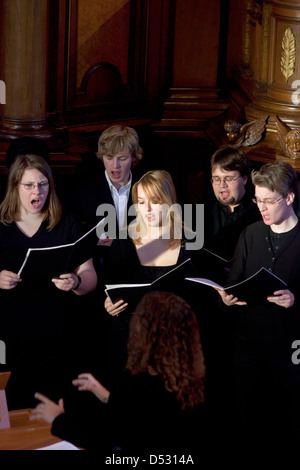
[105,258,192,311]
[18,220,104,282]
[185,267,287,305]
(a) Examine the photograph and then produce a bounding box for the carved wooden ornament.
[224,117,268,147]
[280,27,296,83]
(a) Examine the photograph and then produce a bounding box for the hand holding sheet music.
[18,218,106,283]
[105,258,193,312]
[185,267,287,306]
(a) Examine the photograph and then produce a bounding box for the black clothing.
[105,236,198,293]
[71,170,140,231]
[228,220,300,343]
[0,212,85,409]
[71,172,119,230]
[104,236,200,389]
[200,193,260,423]
[226,220,300,445]
[0,212,83,337]
[52,372,207,455]
[70,170,138,379]
[203,192,260,283]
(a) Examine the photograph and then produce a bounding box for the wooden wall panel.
[75,0,130,88]
[0,0,236,203]
[156,0,229,134]
[173,0,221,87]
[59,0,160,126]
[226,0,248,74]
[0,0,231,191]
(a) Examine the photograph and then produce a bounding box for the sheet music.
[36,440,80,450]
[185,267,287,305]
[18,217,106,276]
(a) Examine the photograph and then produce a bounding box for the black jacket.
[227,220,300,346]
[204,191,261,262]
[52,372,207,454]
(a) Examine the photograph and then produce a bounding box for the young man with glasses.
[215,160,300,450]
[203,145,260,270]
[200,145,261,438]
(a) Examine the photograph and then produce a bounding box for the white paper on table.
[35,440,80,450]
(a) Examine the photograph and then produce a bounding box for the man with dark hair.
[200,145,261,435]
[204,145,260,269]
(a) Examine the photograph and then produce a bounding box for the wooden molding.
[159,87,229,130]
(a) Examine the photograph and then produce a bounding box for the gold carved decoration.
[274,115,300,160]
[280,27,296,83]
[224,116,268,147]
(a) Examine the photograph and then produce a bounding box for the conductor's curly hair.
[126,291,206,412]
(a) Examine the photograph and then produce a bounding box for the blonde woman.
[103,170,200,387]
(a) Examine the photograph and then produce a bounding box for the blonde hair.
[96,125,143,167]
[0,154,62,230]
[129,170,183,248]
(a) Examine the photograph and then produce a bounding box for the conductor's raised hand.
[0,270,21,290]
[104,296,128,316]
[72,373,110,403]
[214,287,247,306]
[30,392,64,424]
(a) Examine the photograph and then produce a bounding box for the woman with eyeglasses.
[214,160,300,449]
[0,154,97,410]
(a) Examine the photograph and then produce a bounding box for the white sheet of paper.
[36,440,80,450]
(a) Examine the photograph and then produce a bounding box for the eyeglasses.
[20,182,49,191]
[252,196,284,207]
[211,176,241,185]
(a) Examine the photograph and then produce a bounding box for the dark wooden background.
[1,0,300,204]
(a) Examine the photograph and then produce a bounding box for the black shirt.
[204,191,260,262]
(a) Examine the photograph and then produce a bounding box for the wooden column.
[0,0,55,139]
[244,0,300,129]
[214,1,300,171]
